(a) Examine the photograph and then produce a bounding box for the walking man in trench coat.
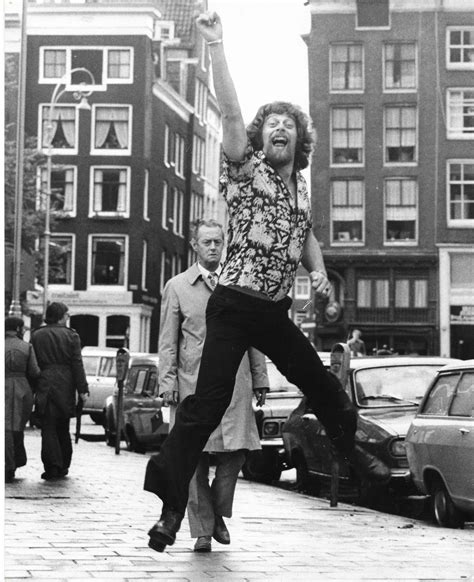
[5,317,41,482]
[158,218,269,552]
[31,302,89,480]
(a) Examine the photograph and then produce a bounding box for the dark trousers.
[145,285,357,513]
[5,431,27,477]
[41,401,72,474]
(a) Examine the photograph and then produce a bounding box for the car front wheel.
[125,426,146,454]
[241,449,282,484]
[432,480,465,528]
[104,409,116,447]
[294,452,320,496]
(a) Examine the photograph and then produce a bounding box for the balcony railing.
[356,308,430,323]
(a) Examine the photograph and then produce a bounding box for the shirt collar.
[197,262,221,279]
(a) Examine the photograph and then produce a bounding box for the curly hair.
[246,102,316,171]
[190,218,224,242]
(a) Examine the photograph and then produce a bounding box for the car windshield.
[82,356,100,376]
[99,357,116,378]
[354,365,441,407]
[266,362,300,394]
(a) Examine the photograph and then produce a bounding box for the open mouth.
[272,135,288,147]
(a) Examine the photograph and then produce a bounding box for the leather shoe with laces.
[148,506,183,552]
[349,445,391,484]
[194,536,212,552]
[213,515,230,545]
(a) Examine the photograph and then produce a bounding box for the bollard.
[329,342,351,507]
[115,348,130,455]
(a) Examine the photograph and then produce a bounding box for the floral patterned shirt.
[219,142,312,301]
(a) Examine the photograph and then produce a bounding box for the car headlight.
[390,439,406,457]
[263,421,280,437]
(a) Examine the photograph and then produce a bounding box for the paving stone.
[4,425,473,581]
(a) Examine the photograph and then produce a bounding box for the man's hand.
[160,391,178,407]
[196,11,223,43]
[79,392,89,403]
[310,270,332,300]
[254,388,269,407]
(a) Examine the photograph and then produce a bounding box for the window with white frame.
[175,133,185,177]
[384,178,418,243]
[39,166,76,215]
[195,79,207,121]
[172,188,184,235]
[384,43,416,90]
[142,240,148,291]
[395,279,428,308]
[357,278,389,308]
[331,107,364,165]
[40,47,133,85]
[171,253,181,278]
[91,167,129,216]
[161,181,169,229]
[447,90,474,139]
[330,44,363,92]
[193,135,206,176]
[384,105,417,163]
[40,104,77,152]
[160,250,167,293]
[49,235,73,286]
[164,124,171,166]
[190,190,204,221]
[295,276,311,299]
[447,28,474,69]
[90,235,126,286]
[331,179,364,243]
[143,170,149,220]
[448,161,474,223]
[92,106,131,153]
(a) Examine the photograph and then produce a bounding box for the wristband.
[207,39,223,46]
[310,270,327,282]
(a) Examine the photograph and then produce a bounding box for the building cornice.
[308,0,474,13]
[28,6,161,38]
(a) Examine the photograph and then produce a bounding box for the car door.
[128,366,163,444]
[444,371,474,504]
[415,372,471,500]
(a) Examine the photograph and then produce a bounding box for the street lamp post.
[42,67,95,318]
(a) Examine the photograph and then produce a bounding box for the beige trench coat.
[158,263,268,452]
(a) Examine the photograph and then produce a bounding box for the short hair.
[246,101,316,171]
[5,316,24,332]
[45,302,69,324]
[190,218,224,242]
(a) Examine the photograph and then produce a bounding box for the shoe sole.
[148,537,166,552]
[194,546,212,552]
[147,528,175,551]
[212,534,230,545]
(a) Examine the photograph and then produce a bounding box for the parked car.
[242,353,331,484]
[282,356,460,504]
[81,347,150,424]
[405,360,474,528]
[103,355,169,452]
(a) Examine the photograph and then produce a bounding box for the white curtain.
[414,280,428,308]
[395,279,410,307]
[375,280,389,308]
[95,107,129,148]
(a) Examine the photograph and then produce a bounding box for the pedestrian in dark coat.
[5,317,41,483]
[30,302,88,480]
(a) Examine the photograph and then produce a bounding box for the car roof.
[128,355,159,367]
[348,355,461,371]
[81,346,154,359]
[437,359,474,372]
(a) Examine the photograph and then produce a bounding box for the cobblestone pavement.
[4,422,473,582]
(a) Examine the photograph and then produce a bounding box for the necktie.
[208,273,218,289]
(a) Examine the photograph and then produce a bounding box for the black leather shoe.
[148,506,183,552]
[41,468,61,481]
[349,445,391,484]
[213,515,230,545]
